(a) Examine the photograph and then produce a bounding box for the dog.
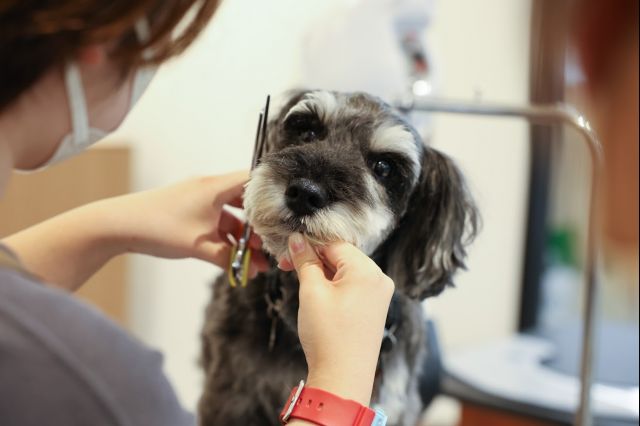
[199,90,478,426]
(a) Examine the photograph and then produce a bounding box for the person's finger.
[195,241,232,269]
[248,231,263,250]
[217,209,244,243]
[249,250,269,278]
[316,240,371,273]
[288,233,326,284]
[277,256,294,271]
[212,170,250,206]
[226,195,244,209]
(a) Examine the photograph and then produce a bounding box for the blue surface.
[537,321,639,387]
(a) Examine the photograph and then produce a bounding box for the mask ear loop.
[64,18,150,148]
[134,18,152,53]
[130,19,156,105]
[63,62,91,147]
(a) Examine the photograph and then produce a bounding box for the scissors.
[228,95,270,287]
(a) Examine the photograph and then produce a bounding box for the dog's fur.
[199,91,478,426]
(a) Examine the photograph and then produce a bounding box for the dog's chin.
[251,214,363,262]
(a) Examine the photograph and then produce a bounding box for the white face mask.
[29,20,157,169]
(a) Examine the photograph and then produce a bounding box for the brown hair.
[0,0,222,111]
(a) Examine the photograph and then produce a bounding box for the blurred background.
[0,0,637,425]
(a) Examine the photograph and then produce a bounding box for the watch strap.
[280,381,387,426]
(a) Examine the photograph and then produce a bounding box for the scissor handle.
[228,240,252,288]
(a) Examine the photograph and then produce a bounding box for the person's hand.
[285,233,394,406]
[3,171,268,291]
[104,171,268,276]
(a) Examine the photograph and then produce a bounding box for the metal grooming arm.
[398,96,603,426]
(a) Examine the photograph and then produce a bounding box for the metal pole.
[400,97,603,426]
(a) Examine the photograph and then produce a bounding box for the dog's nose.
[285,178,328,215]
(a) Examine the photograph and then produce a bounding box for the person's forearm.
[2,199,123,291]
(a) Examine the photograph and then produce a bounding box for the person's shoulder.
[0,267,194,426]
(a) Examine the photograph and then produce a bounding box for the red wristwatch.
[279,380,387,426]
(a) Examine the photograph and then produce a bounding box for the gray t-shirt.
[0,246,195,426]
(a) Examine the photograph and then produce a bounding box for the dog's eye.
[301,130,317,143]
[373,160,392,179]
[284,113,325,143]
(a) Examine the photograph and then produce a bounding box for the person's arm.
[281,233,394,424]
[2,171,267,291]
[3,199,122,290]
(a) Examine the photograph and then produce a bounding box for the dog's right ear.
[379,147,479,300]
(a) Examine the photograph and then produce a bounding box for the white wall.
[109,0,531,413]
[424,0,532,350]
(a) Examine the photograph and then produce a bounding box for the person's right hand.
[285,233,394,406]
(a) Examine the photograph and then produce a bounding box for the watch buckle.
[281,379,305,422]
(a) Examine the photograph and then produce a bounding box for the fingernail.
[288,233,306,255]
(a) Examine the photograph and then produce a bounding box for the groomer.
[0,1,393,425]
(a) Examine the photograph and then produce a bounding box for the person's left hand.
[104,171,269,277]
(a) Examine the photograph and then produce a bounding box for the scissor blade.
[251,112,264,170]
[259,95,270,161]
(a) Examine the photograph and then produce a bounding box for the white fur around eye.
[371,123,421,181]
[285,91,339,122]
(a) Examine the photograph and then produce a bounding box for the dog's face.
[245,91,421,257]
[244,90,478,298]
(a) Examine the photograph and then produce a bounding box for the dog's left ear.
[379,147,479,300]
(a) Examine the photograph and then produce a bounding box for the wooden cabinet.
[0,146,131,325]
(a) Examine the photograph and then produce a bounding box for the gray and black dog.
[199,90,478,426]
